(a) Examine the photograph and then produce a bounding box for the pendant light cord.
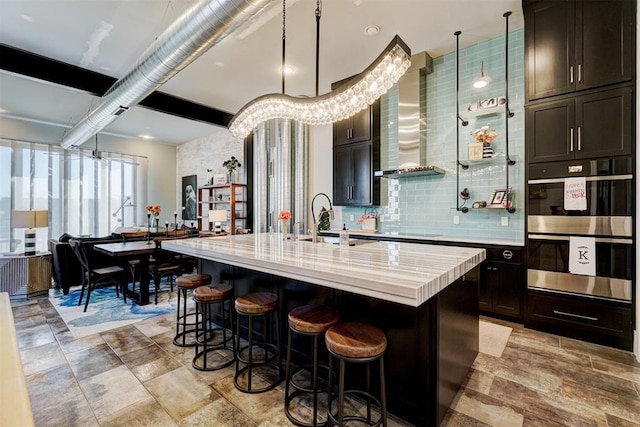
[282,0,286,94]
[315,0,321,97]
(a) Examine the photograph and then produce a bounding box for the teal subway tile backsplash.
[342,29,525,244]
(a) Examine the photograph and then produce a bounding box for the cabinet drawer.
[526,291,632,349]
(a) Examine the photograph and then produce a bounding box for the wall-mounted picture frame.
[182,175,197,221]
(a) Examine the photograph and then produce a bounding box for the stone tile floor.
[11,294,640,426]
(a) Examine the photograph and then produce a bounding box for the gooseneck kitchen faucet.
[310,192,335,243]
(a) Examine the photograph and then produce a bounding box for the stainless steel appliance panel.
[528,269,632,302]
[527,216,632,236]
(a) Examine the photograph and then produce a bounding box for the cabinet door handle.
[570,128,574,151]
[570,66,574,85]
[577,127,581,151]
[578,64,582,83]
[553,310,598,322]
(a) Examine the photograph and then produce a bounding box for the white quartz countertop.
[162,234,485,307]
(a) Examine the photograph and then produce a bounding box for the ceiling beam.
[0,43,233,127]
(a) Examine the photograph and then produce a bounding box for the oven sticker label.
[564,177,587,211]
[569,236,596,276]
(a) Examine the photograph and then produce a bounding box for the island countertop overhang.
[162,234,485,307]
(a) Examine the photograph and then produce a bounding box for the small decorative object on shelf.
[223,156,241,183]
[357,208,377,232]
[468,143,483,160]
[278,210,291,240]
[318,207,331,232]
[471,124,496,158]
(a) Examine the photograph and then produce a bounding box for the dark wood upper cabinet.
[524,0,635,102]
[333,106,373,146]
[526,85,633,163]
[332,98,380,207]
[333,141,379,206]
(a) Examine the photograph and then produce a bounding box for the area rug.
[49,287,179,338]
[479,320,513,357]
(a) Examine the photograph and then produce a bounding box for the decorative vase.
[482,144,494,159]
[228,170,236,184]
[146,214,152,244]
[280,219,288,240]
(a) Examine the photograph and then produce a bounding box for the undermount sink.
[322,237,373,246]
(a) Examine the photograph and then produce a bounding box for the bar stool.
[192,283,236,371]
[325,322,387,427]
[285,305,340,427]
[173,273,211,347]
[234,292,284,393]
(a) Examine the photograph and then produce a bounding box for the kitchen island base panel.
[200,260,480,426]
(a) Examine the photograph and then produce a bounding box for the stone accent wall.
[176,126,244,213]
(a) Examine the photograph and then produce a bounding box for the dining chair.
[150,236,186,304]
[69,239,126,312]
[166,229,198,274]
[120,231,153,297]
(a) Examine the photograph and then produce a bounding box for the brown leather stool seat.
[234,292,283,393]
[285,305,340,427]
[192,283,236,371]
[177,273,211,288]
[325,322,388,427]
[173,273,212,347]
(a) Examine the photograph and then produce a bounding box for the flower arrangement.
[356,212,376,224]
[223,156,241,172]
[145,205,161,216]
[471,124,497,145]
[278,210,292,221]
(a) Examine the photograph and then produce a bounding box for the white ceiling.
[0,0,524,147]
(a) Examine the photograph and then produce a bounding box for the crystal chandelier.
[228,35,412,139]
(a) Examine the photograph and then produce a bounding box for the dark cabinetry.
[526,85,633,163]
[526,291,633,350]
[524,0,635,102]
[333,141,379,206]
[478,247,524,320]
[332,100,380,207]
[333,106,372,146]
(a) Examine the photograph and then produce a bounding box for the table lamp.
[208,210,227,234]
[12,210,49,256]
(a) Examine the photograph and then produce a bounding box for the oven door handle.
[553,310,597,322]
[528,234,633,244]
[528,174,632,184]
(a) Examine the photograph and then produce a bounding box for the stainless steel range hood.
[375,52,445,178]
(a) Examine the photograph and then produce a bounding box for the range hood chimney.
[375,51,445,178]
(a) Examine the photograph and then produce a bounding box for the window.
[0,138,147,253]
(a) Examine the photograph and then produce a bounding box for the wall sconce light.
[208,210,228,234]
[12,210,49,256]
[472,60,491,89]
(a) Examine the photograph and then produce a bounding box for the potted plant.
[223,156,241,183]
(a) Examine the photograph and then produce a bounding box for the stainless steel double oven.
[527,158,634,303]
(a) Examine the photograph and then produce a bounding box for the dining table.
[93,240,156,305]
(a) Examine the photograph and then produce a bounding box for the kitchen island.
[162,234,485,426]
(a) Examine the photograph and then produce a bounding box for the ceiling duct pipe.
[61,0,276,149]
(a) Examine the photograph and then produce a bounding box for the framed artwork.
[182,175,197,221]
[488,187,512,207]
[491,190,506,205]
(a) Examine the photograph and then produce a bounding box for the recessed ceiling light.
[364,25,380,36]
[20,14,35,23]
[215,62,225,67]
[280,65,294,75]
[100,66,112,71]
[139,134,154,140]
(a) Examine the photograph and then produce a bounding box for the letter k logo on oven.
[578,246,589,263]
